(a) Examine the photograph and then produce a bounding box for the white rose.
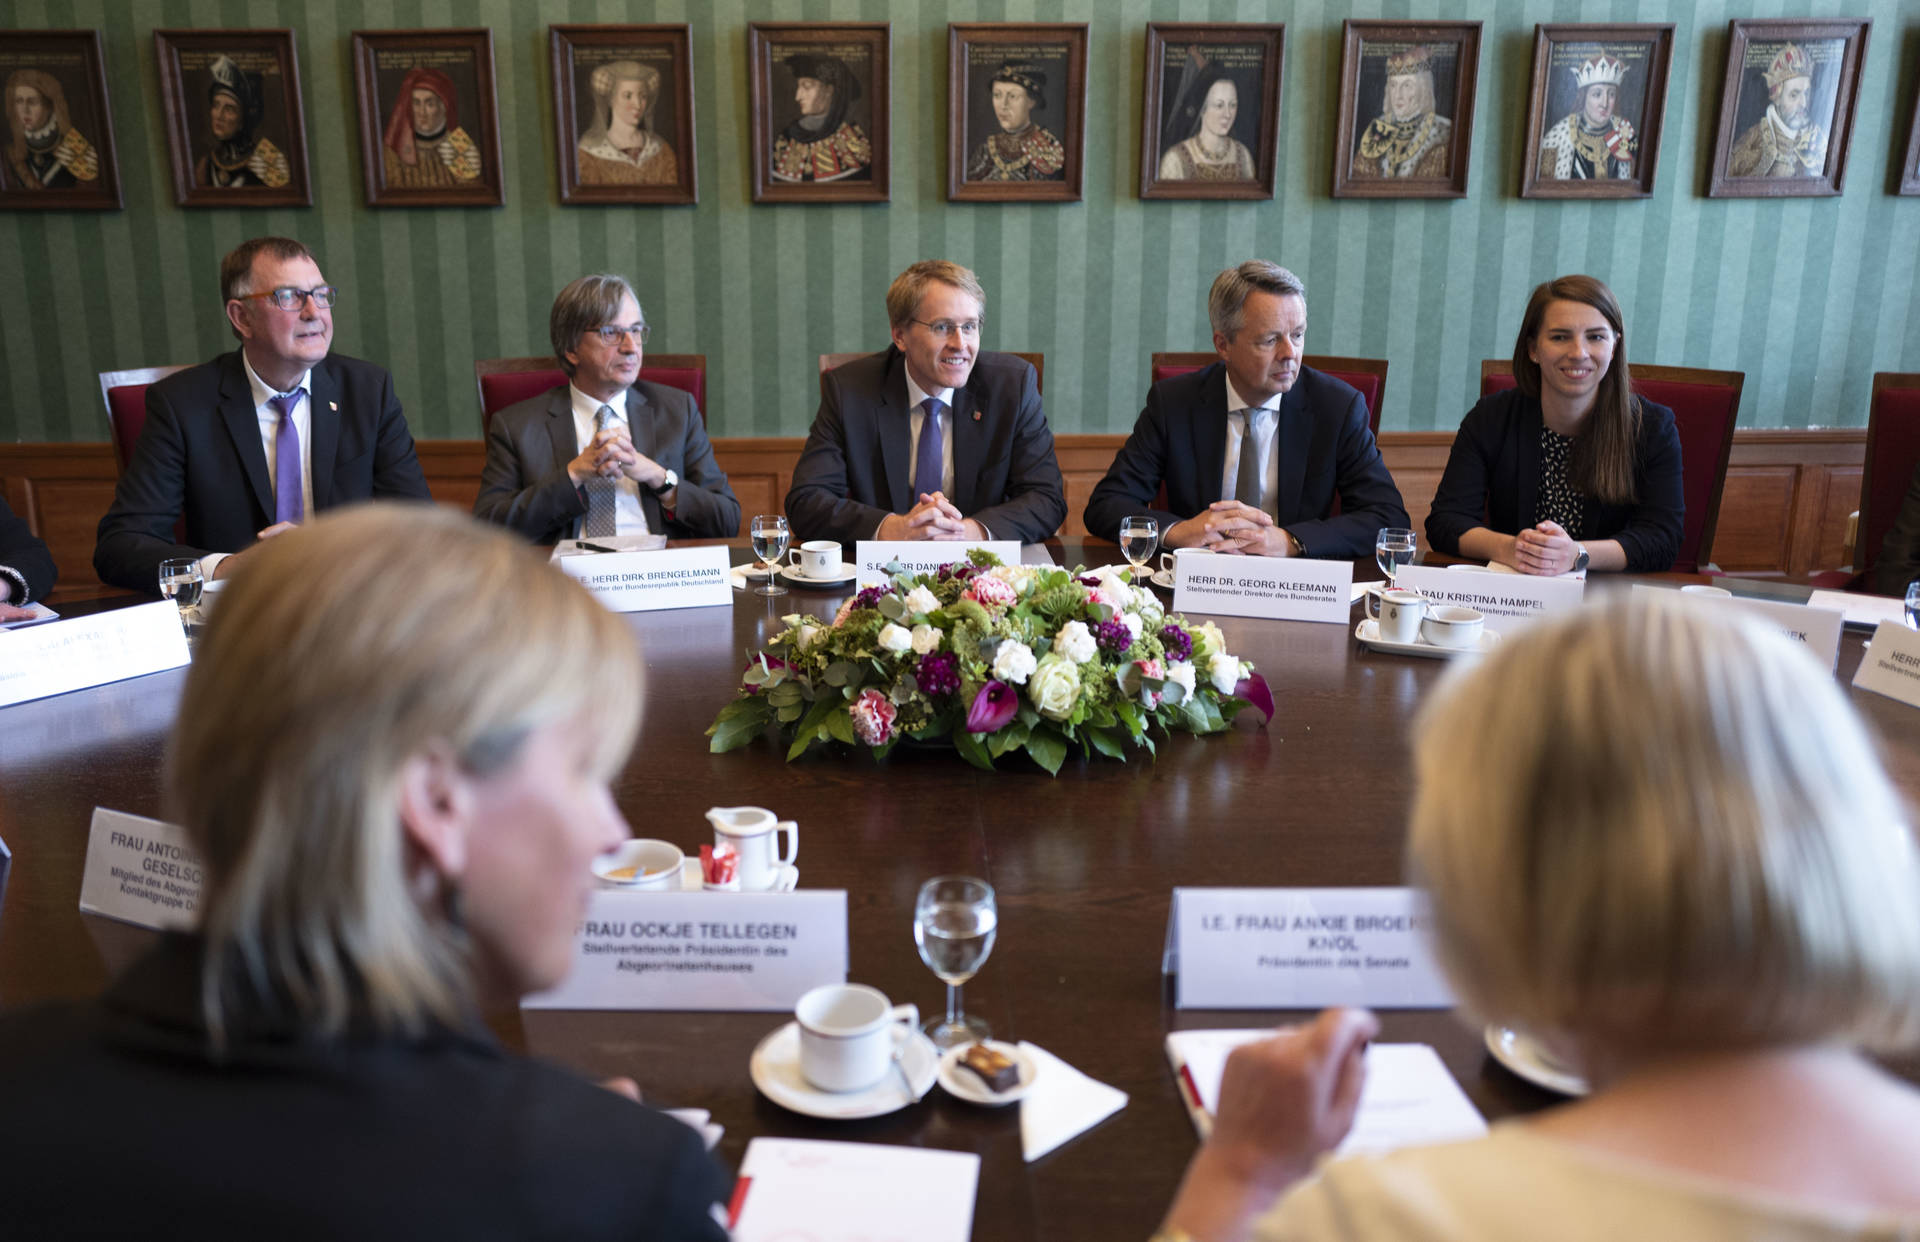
[793,623,822,651]
[1135,591,1165,625]
[911,623,943,655]
[1209,651,1243,696]
[1026,654,1082,720]
[988,564,1037,593]
[878,623,914,654]
[991,640,1037,685]
[1118,611,1144,643]
[904,585,941,617]
[1194,620,1229,658]
[1052,619,1097,664]
[1165,660,1197,698]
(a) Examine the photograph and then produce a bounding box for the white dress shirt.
[571,384,649,536]
[873,373,976,538]
[200,353,315,578]
[1221,375,1282,518]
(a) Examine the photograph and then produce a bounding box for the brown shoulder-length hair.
[1511,275,1640,506]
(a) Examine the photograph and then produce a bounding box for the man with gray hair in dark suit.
[475,274,739,544]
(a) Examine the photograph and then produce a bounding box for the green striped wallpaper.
[2,0,1917,444]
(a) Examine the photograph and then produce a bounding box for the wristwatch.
[649,467,678,495]
[1572,543,1589,573]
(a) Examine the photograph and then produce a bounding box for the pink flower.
[965,680,1018,733]
[1235,671,1276,724]
[1085,580,1126,611]
[963,576,1018,608]
[1134,657,1166,709]
[848,688,896,746]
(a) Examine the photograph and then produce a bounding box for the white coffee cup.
[1161,546,1215,575]
[795,983,919,1093]
[1420,605,1486,649]
[1366,588,1427,644]
[705,806,799,892]
[591,838,684,890]
[1680,584,1733,598]
[787,540,839,578]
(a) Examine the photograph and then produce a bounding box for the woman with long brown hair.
[1425,275,1683,573]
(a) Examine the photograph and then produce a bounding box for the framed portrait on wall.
[747,22,889,204]
[1331,20,1480,200]
[1903,81,1920,197]
[1519,24,1673,199]
[551,24,696,206]
[1138,23,1283,201]
[948,23,1087,203]
[350,28,504,208]
[154,28,310,208]
[1708,18,1870,198]
[0,28,122,209]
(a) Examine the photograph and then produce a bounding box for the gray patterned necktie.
[1235,408,1270,515]
[583,404,619,537]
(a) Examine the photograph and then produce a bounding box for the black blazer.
[93,350,432,592]
[0,936,732,1240]
[1424,388,1685,573]
[785,347,1067,546]
[1874,461,1920,596]
[0,493,55,604]
[1082,362,1409,558]
[473,380,741,543]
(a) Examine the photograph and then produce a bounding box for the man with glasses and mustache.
[786,259,1066,546]
[1729,43,1827,178]
[94,236,430,592]
[475,274,738,543]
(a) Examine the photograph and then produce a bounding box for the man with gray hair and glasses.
[475,274,738,544]
[1084,260,1407,558]
[94,235,430,593]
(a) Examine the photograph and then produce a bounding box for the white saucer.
[1148,569,1175,590]
[737,563,773,581]
[696,863,799,892]
[1354,618,1502,659]
[750,1022,939,1119]
[937,1040,1038,1106]
[779,562,857,587]
[1484,1024,1589,1096]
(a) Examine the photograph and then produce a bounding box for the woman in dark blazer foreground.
[1425,275,1683,574]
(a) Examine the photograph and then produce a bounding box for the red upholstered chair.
[1811,372,1920,591]
[99,365,193,475]
[1480,360,1742,573]
[1148,352,1388,436]
[819,351,1045,396]
[475,354,707,438]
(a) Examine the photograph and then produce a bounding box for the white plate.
[737,563,773,581]
[1484,1024,1589,1096]
[706,864,799,893]
[937,1040,1038,1106]
[750,1021,939,1119]
[778,562,857,587]
[1354,618,1502,659]
[1148,569,1175,590]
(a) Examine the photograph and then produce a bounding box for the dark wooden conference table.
[3,538,1917,1240]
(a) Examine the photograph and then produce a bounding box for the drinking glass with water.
[914,875,997,1049]
[1375,527,1417,588]
[750,515,789,598]
[1119,516,1159,575]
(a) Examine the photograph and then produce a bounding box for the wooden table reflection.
[3,540,1916,1241]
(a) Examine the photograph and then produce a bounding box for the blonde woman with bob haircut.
[0,504,731,1239]
[1425,275,1685,574]
[1157,593,1920,1242]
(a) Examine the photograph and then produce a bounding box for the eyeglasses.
[236,285,337,311]
[592,323,650,345]
[910,318,982,340]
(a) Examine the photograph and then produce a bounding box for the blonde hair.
[1410,592,1920,1058]
[166,504,641,1045]
[885,260,985,331]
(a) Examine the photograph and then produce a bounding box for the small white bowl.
[1420,605,1485,650]
[592,839,685,889]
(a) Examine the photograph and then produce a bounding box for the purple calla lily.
[965,680,1018,733]
[1234,672,1275,723]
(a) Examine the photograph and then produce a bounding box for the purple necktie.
[268,391,304,524]
[913,397,945,499]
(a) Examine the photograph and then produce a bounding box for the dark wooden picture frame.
[551,24,696,206]
[1331,20,1480,200]
[948,23,1087,203]
[1139,23,1283,201]
[747,22,889,205]
[0,28,122,209]
[350,28,504,208]
[1708,18,1870,199]
[1903,80,1920,197]
[154,27,310,208]
[1519,24,1674,200]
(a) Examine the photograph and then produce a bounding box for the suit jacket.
[93,350,432,592]
[0,493,55,604]
[1873,461,1920,596]
[474,380,740,543]
[786,347,1067,546]
[1082,362,1409,558]
[0,935,731,1240]
[1424,388,1684,573]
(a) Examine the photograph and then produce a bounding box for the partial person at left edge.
[0,494,56,621]
[92,236,432,594]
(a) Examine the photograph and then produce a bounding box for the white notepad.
[730,1138,979,1241]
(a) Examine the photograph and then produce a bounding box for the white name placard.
[77,808,203,930]
[522,888,848,1012]
[0,601,189,709]
[1172,554,1353,624]
[856,541,1023,583]
[1631,584,1845,670]
[556,545,732,613]
[1392,565,1585,635]
[1165,887,1452,1009]
[1853,621,1920,708]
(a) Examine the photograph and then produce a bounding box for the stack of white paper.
[731,1138,979,1241]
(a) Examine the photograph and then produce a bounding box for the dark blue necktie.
[268,391,304,524]
[914,397,945,499]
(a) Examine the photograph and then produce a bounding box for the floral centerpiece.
[707,551,1274,775]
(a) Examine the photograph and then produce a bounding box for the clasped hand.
[1512,520,1577,575]
[1166,501,1292,557]
[879,491,983,542]
[568,428,666,490]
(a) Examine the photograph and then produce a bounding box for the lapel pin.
[972,410,981,421]
[329,401,338,411]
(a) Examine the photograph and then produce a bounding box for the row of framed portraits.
[4,19,1918,211]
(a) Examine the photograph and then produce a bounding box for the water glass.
[1375,527,1417,588]
[1119,516,1159,573]
[914,875,997,1050]
[750,515,789,598]
[1906,580,1920,630]
[158,558,203,611]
